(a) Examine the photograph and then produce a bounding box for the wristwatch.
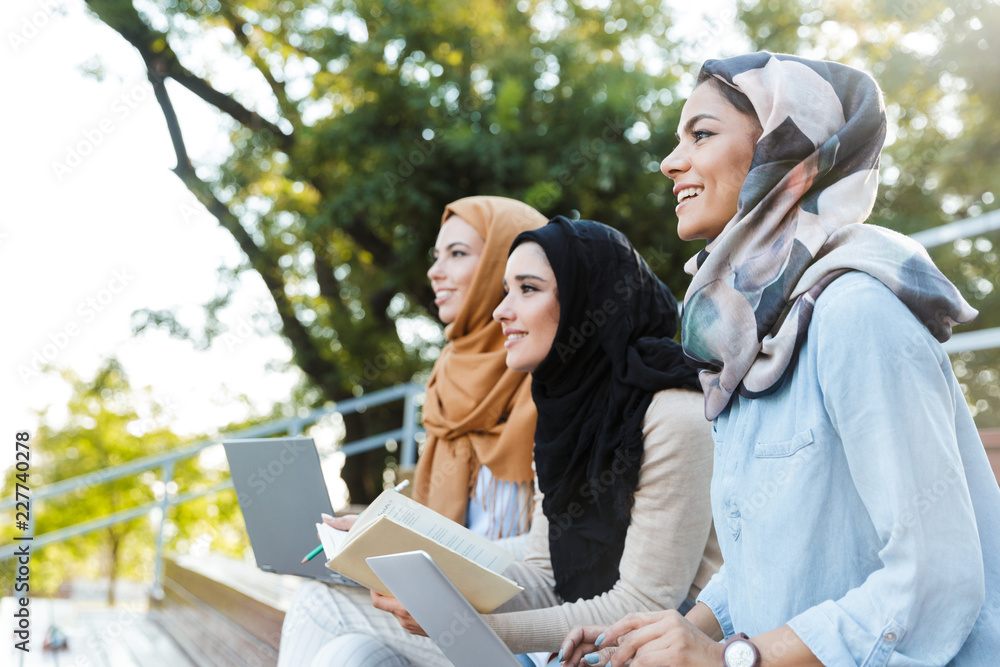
[722,633,761,667]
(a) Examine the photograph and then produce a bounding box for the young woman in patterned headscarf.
[559,52,1000,667]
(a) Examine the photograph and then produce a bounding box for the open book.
[316,488,523,613]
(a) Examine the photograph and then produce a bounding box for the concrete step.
[151,554,302,667]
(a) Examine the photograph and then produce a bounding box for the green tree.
[736,0,1000,426]
[0,359,249,602]
[82,0,703,501]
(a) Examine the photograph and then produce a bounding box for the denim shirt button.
[883,632,897,643]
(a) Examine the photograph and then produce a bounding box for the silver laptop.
[366,550,522,667]
[223,436,356,585]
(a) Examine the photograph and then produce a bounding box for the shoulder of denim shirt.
[811,271,913,327]
[810,271,949,366]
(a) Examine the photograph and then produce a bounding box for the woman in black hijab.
[487,216,720,659]
[506,216,706,603]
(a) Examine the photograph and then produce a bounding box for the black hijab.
[511,217,700,603]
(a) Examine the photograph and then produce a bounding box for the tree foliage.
[0,360,249,601]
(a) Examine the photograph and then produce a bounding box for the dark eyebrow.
[674,113,721,140]
[514,273,549,283]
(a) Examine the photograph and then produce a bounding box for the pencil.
[301,544,324,564]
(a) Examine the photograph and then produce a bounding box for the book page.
[358,489,515,572]
[317,522,349,557]
[348,499,386,535]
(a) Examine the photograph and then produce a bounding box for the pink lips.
[673,183,703,214]
[502,328,526,348]
[434,289,454,306]
[672,181,701,198]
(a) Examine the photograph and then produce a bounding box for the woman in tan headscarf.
[415,195,546,538]
[277,196,546,667]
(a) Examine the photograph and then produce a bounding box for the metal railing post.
[151,460,175,600]
[401,386,418,468]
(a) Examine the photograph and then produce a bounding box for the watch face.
[724,641,756,667]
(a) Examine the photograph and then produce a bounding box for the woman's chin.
[677,224,721,242]
[436,306,458,324]
[676,212,732,242]
[504,353,537,374]
[504,358,525,373]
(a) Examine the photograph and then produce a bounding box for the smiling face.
[492,242,561,373]
[426,215,486,324]
[660,80,762,241]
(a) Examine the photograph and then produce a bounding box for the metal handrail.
[0,383,425,598]
[907,211,1000,354]
[909,208,1000,249]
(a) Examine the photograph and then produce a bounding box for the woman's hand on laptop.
[321,513,357,531]
[370,590,428,636]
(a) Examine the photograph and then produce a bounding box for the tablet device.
[223,436,356,585]
[366,550,522,667]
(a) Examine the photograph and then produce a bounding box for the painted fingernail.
[595,633,604,647]
[585,653,599,664]
[557,649,563,661]
[321,513,334,521]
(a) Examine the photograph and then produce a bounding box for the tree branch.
[84,0,293,151]
[313,249,343,307]
[83,0,386,401]
[223,12,301,127]
[89,1,331,390]
[168,68,293,151]
[344,216,396,266]
[173,171,337,393]
[147,65,192,176]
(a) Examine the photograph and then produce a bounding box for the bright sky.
[1,0,745,477]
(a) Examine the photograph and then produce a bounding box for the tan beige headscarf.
[413,196,545,536]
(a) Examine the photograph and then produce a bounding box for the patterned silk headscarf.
[681,52,978,420]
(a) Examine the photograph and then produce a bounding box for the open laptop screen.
[223,436,353,585]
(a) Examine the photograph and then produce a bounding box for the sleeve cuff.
[787,601,906,667]
[695,573,735,639]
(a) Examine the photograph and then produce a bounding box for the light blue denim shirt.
[697,272,1000,665]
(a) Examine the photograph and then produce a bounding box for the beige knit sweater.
[485,388,721,654]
